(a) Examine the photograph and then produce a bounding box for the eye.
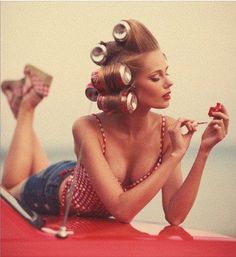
[150,77,160,82]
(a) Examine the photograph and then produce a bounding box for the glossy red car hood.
[1,197,236,257]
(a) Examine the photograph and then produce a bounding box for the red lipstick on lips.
[162,92,171,100]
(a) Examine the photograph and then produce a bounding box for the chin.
[153,102,170,109]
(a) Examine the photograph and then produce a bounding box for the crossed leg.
[2,85,50,199]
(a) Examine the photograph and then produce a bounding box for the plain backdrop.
[1,1,236,237]
[1,1,236,151]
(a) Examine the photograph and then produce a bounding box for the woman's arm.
[162,148,209,226]
[162,105,229,226]
[72,116,195,223]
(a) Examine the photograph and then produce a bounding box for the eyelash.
[151,73,170,82]
[151,77,160,82]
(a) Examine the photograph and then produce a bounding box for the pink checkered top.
[60,114,166,217]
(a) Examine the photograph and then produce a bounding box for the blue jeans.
[20,160,76,215]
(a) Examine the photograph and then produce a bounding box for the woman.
[1,19,229,225]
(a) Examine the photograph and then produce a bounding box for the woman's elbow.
[116,216,132,224]
[165,214,185,226]
[112,209,135,224]
[110,196,137,223]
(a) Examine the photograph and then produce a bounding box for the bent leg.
[2,108,35,188]
[8,179,27,201]
[2,90,49,189]
[31,131,50,175]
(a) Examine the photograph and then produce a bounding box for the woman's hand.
[201,104,229,152]
[167,118,198,158]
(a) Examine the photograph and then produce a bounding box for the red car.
[1,187,236,257]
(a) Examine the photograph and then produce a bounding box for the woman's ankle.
[17,101,36,118]
[20,89,43,111]
[20,100,36,112]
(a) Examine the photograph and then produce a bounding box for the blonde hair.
[101,19,160,89]
[89,19,160,113]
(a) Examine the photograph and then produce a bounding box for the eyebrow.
[163,53,168,60]
[149,66,169,75]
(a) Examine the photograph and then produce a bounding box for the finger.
[175,118,194,129]
[213,124,221,130]
[183,122,193,132]
[167,118,195,134]
[220,104,229,115]
[178,118,194,125]
[189,121,198,131]
[181,121,198,136]
[182,120,198,132]
[211,111,228,120]
[183,127,196,142]
[213,124,226,138]
[192,121,199,131]
[210,119,226,134]
[211,111,229,133]
[185,123,195,132]
[209,119,224,127]
[218,104,229,132]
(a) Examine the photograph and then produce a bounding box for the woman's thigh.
[19,160,76,214]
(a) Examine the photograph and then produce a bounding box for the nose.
[164,76,173,88]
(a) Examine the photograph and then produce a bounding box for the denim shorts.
[20,160,76,215]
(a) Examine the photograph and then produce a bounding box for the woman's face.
[134,49,173,110]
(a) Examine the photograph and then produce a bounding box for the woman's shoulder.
[150,112,177,126]
[72,114,101,138]
[72,114,107,156]
[73,114,96,126]
[164,115,177,127]
[151,113,177,154]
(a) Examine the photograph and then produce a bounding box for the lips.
[162,91,171,100]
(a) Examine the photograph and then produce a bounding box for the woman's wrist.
[170,150,185,161]
[199,144,211,157]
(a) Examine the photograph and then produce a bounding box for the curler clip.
[90,44,108,65]
[112,21,131,42]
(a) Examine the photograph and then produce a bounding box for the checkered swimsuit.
[61,114,166,217]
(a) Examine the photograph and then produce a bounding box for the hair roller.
[85,83,99,102]
[112,21,131,43]
[91,69,106,92]
[97,88,137,114]
[103,63,134,93]
[91,63,134,94]
[90,44,108,66]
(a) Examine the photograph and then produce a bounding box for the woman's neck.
[115,107,153,138]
